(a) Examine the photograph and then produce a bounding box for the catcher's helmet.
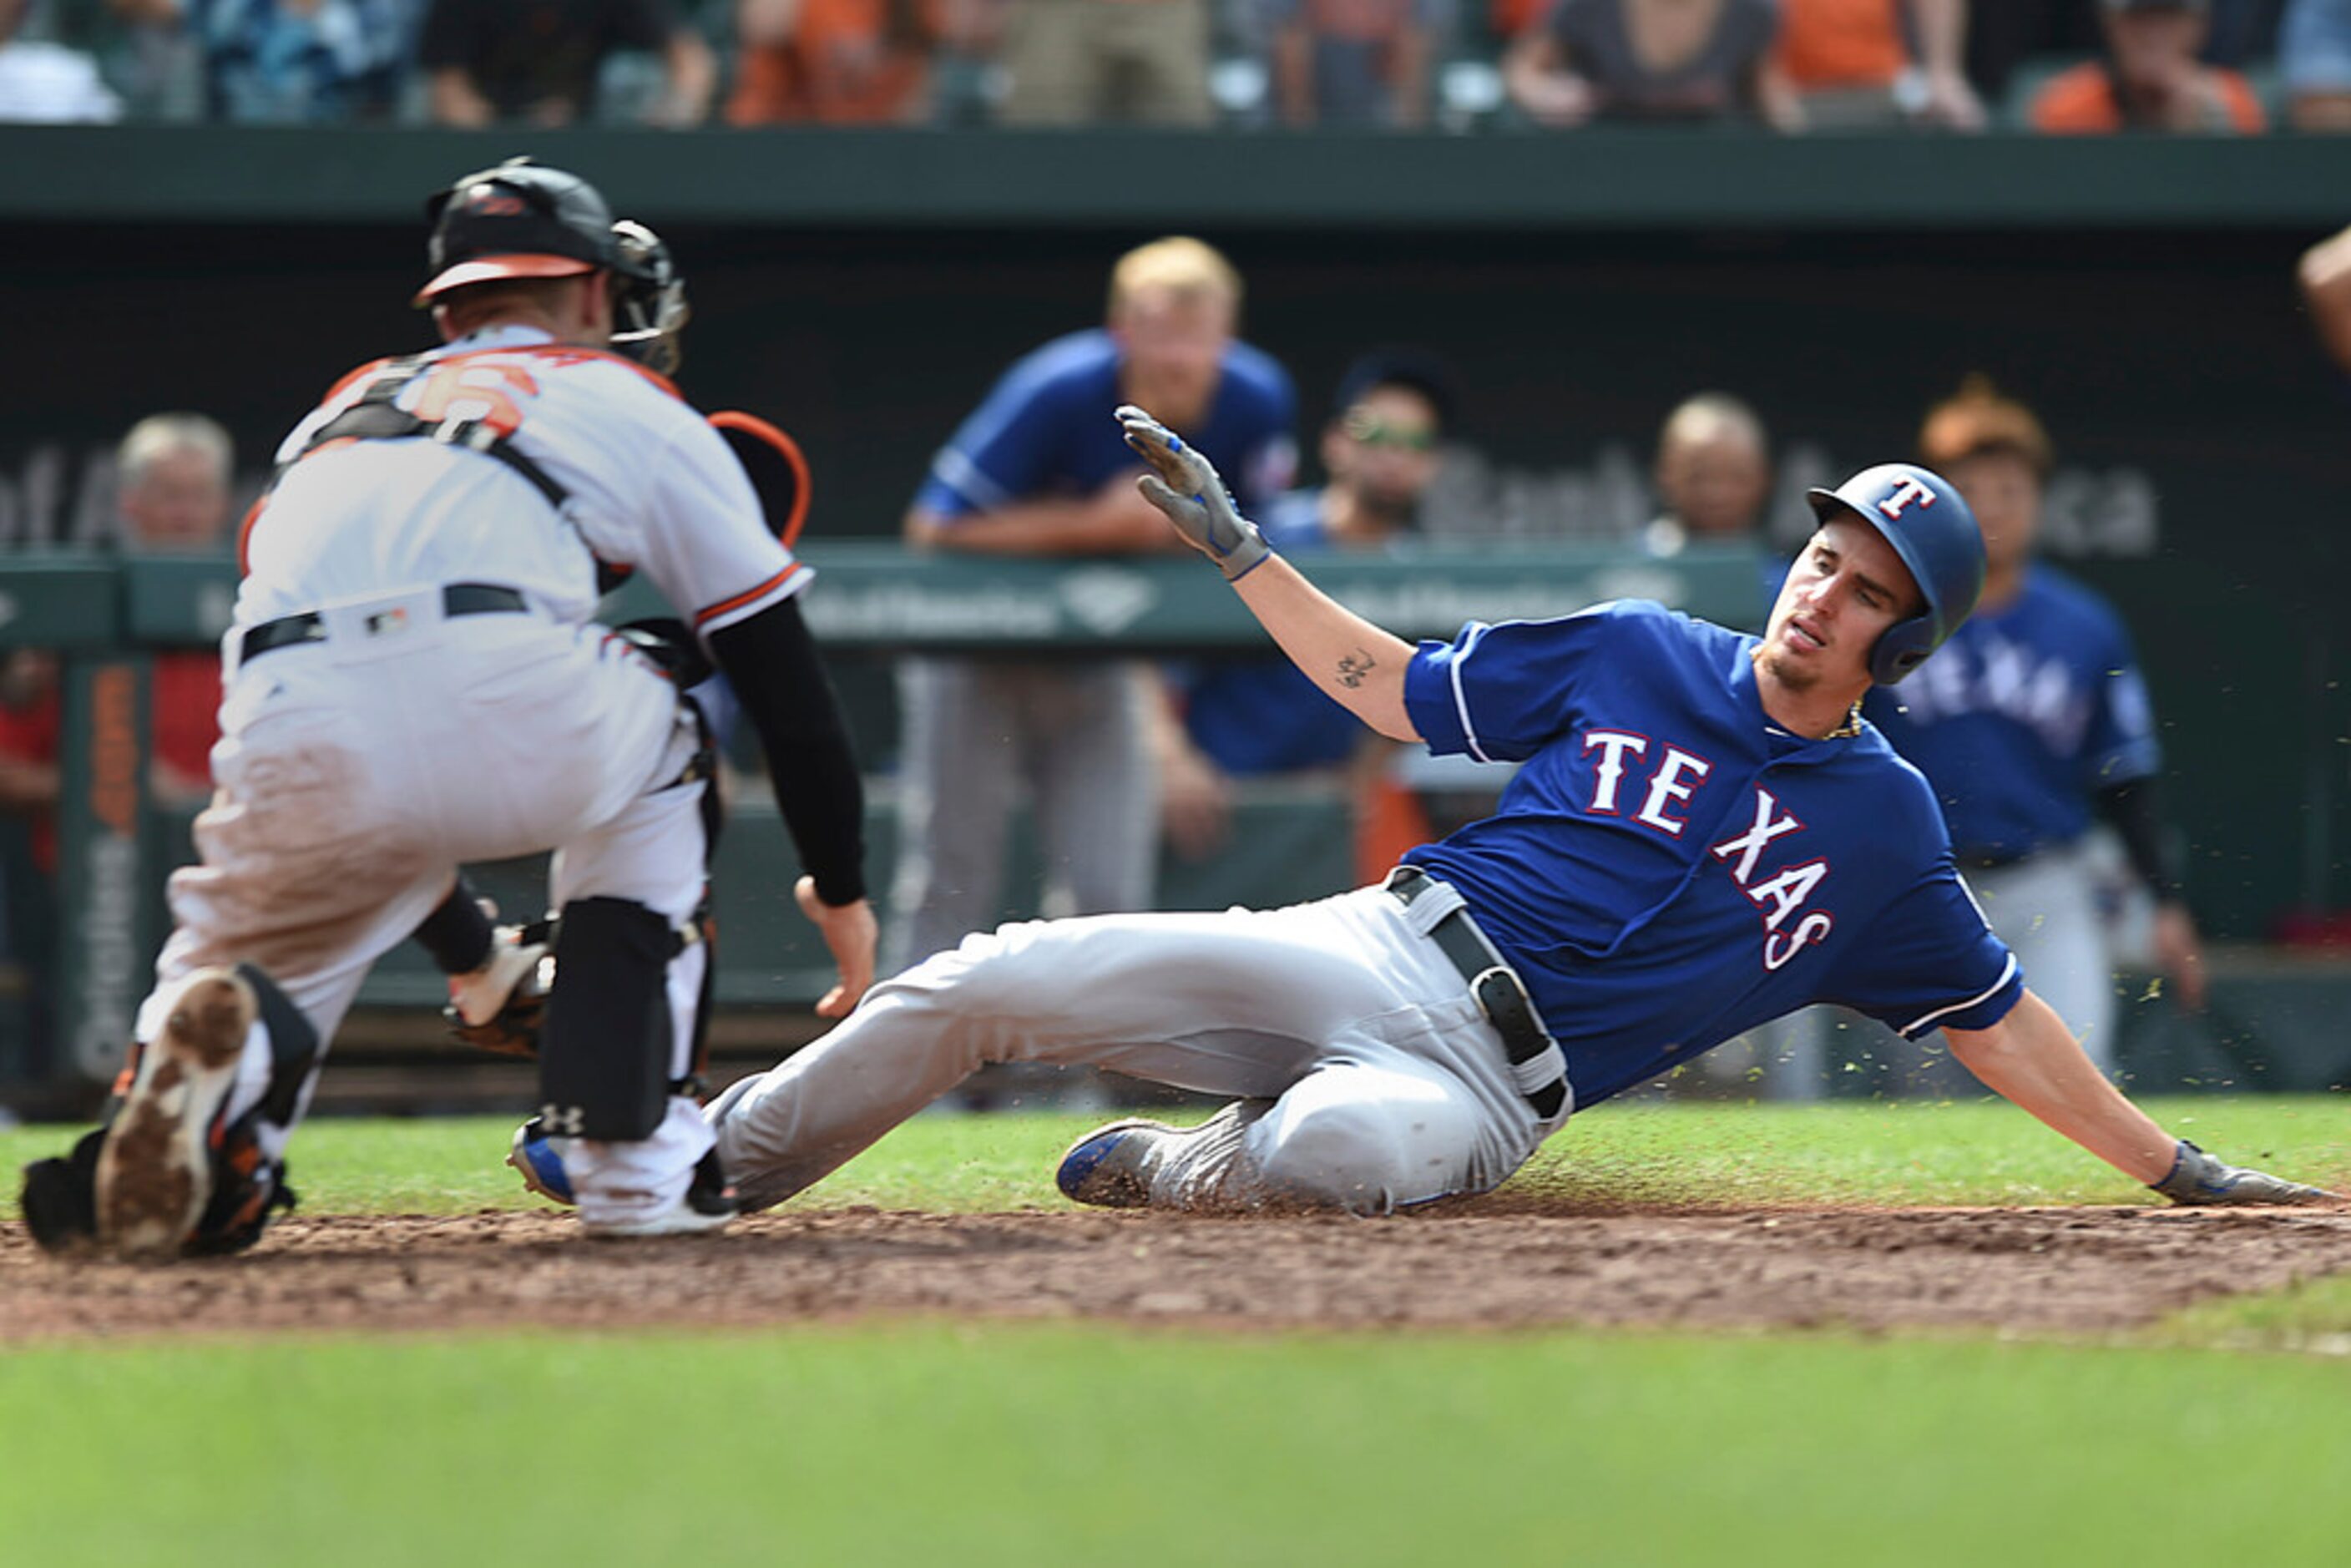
[1804,462,1984,685]
[414,157,660,306]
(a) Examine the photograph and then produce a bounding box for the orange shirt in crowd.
[726,0,935,124]
[1774,0,1907,89]
[1492,0,1545,41]
[2030,63,2267,133]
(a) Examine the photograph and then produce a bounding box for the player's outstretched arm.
[1118,405,1421,741]
[707,598,877,1017]
[1944,989,2338,1205]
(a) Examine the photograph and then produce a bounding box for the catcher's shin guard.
[534,897,688,1141]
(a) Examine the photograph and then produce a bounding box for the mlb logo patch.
[366,607,411,636]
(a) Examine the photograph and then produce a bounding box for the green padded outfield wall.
[2,129,2346,939]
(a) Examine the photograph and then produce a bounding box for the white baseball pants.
[885,656,1159,972]
[140,585,715,1225]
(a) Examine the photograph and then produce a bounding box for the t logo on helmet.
[1876,476,1936,519]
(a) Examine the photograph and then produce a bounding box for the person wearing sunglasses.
[1154,351,1457,862]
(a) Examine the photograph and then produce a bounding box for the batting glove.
[2150,1140,2340,1206]
[1115,404,1272,582]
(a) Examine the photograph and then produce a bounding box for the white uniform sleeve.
[609,407,812,639]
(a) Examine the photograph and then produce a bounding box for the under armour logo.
[1877,477,1936,519]
[540,1105,584,1136]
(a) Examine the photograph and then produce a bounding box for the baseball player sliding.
[695,407,2334,1216]
[21,158,875,1258]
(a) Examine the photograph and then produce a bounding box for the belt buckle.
[1469,965,1535,1050]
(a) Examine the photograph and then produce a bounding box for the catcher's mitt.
[444,919,556,1059]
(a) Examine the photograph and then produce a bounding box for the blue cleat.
[1054,1119,1181,1208]
[507,1118,575,1206]
[509,1122,740,1237]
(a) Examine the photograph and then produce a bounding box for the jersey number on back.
[403,361,538,438]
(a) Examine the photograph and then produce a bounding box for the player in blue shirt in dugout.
[1864,378,2206,1081]
[703,407,2333,1216]
[1153,349,1455,862]
[889,236,1296,974]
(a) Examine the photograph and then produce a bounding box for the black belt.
[1385,867,1570,1120]
[238,583,529,665]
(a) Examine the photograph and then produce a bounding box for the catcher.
[21,156,873,1257]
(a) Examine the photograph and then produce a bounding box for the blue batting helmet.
[1804,463,1984,685]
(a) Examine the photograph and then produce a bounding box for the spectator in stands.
[2298,218,2351,370]
[0,0,124,119]
[94,0,204,123]
[198,0,407,121]
[1503,0,1799,129]
[116,412,238,803]
[1264,0,1444,127]
[1970,0,2276,102]
[0,412,240,818]
[1155,349,1453,860]
[2283,0,2351,129]
[1772,0,1983,129]
[1641,391,1770,560]
[420,0,714,126]
[2029,0,2267,133]
[994,0,1213,124]
[0,651,61,868]
[892,236,1294,971]
[726,0,935,123]
[0,644,61,1074]
[1863,377,2205,1080]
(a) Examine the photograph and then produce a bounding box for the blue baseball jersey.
[1861,568,2161,863]
[1173,493,1367,775]
[913,329,1297,519]
[1400,600,2024,1108]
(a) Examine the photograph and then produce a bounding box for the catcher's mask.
[608,219,690,377]
[414,156,660,307]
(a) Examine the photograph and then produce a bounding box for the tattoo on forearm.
[1336,648,1376,689]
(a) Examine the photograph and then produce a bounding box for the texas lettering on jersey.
[1890,630,2098,753]
[1581,729,1833,973]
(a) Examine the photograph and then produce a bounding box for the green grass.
[3,1326,2348,1567]
[7,1097,2349,1565]
[8,1094,2348,1218]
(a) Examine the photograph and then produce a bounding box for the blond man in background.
[892,237,1296,974]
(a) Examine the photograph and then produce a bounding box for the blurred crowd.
[3,0,2348,133]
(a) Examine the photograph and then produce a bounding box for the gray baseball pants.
[709,879,1574,1214]
[886,656,1159,972]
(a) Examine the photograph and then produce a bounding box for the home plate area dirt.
[10,1202,2351,1341]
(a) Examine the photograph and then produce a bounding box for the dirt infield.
[9,1202,2351,1342]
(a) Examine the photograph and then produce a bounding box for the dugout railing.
[4,546,2345,1109]
[0,544,1761,1095]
